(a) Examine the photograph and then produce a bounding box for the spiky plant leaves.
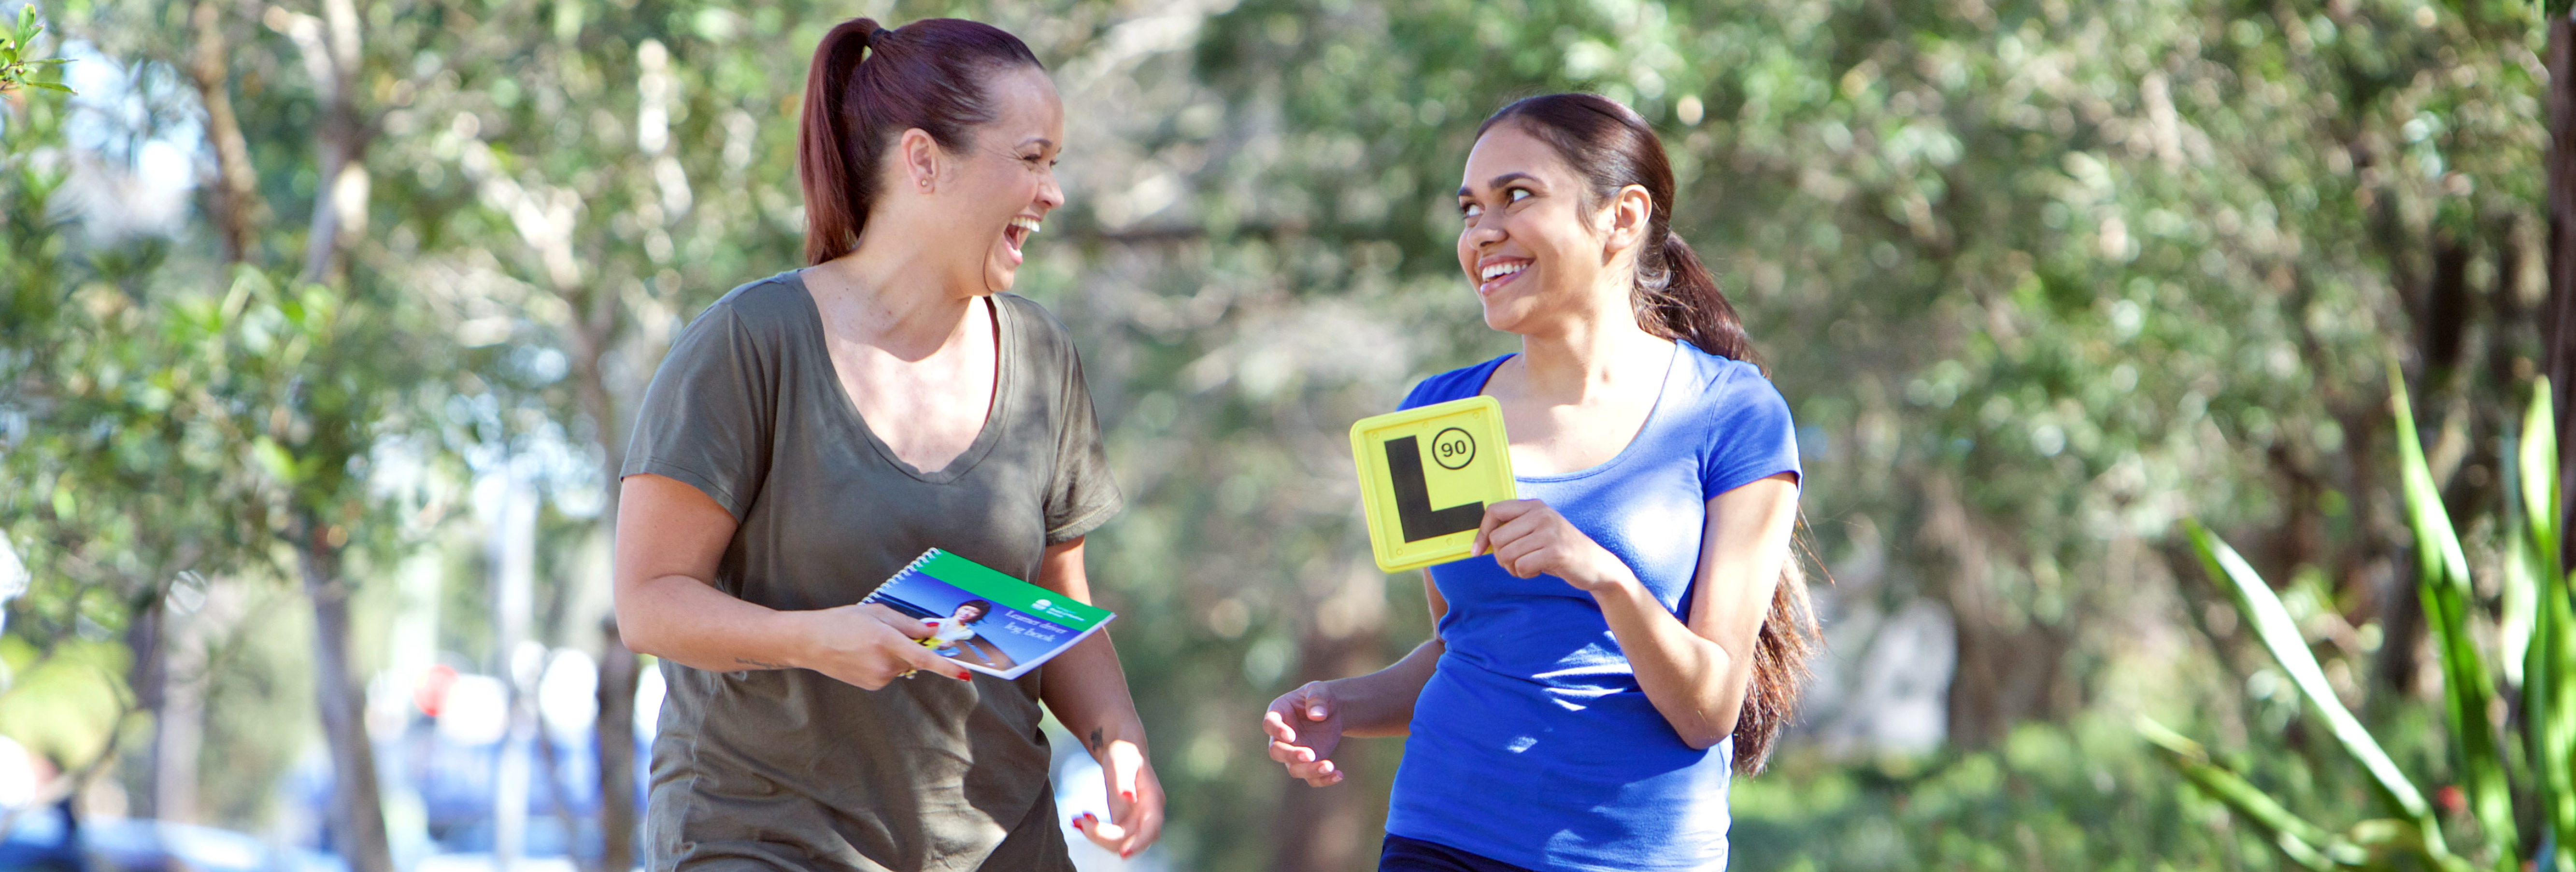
[2140,717,2368,870]
[2390,366,2517,863]
[2182,520,2454,864]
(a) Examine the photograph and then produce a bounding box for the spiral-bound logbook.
[859,548,1117,679]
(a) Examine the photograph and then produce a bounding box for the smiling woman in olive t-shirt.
[611,18,1163,872]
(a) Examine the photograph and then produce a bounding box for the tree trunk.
[569,290,640,870]
[1267,629,1378,872]
[270,0,365,284]
[300,522,393,872]
[2421,233,2471,376]
[1267,562,1389,872]
[128,597,205,825]
[123,601,164,822]
[2548,9,2576,571]
[1919,474,2069,748]
[596,619,640,872]
[154,621,204,825]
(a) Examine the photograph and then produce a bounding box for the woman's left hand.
[1072,737,1165,860]
[1474,499,1634,593]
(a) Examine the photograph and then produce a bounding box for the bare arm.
[1262,574,1450,786]
[612,473,958,687]
[1476,473,1799,749]
[1032,537,1165,859]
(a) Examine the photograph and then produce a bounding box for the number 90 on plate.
[1348,396,1518,574]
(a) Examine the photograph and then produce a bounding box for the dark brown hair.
[797,18,1042,265]
[1477,93,1821,774]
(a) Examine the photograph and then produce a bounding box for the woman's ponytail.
[798,19,880,266]
[1732,545,1820,773]
[795,17,1042,265]
[1643,233,1760,368]
[1477,92,1822,775]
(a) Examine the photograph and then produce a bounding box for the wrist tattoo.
[1090,727,1106,752]
[733,656,787,670]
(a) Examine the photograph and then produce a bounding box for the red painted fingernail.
[955,671,972,681]
[1122,790,1135,803]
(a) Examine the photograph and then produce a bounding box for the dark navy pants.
[1378,834,1538,872]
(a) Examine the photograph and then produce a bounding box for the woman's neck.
[1511,297,1672,405]
[812,236,980,359]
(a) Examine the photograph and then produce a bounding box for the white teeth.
[1480,262,1526,281]
[1009,216,1042,236]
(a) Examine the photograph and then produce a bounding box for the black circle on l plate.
[1430,427,1475,470]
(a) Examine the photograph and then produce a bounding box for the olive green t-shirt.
[622,270,1122,872]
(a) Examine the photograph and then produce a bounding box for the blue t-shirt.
[1384,342,1801,872]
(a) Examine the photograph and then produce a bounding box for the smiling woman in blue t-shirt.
[1259,93,1822,872]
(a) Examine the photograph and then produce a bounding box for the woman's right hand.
[1263,681,1347,787]
[797,603,970,689]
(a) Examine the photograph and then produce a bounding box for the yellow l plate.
[1349,395,1517,574]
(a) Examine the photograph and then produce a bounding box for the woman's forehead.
[1461,124,1566,187]
[985,67,1063,141]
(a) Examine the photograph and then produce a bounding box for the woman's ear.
[1603,184,1654,258]
[897,127,942,193]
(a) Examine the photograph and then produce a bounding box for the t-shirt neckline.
[790,270,1016,485]
[1477,341,1683,484]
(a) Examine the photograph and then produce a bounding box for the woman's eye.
[1507,188,1531,203]
[1461,203,1482,218]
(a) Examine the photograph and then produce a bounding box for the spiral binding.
[863,547,946,605]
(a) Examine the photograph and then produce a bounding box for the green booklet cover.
[860,548,1115,679]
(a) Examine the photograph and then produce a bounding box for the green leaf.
[2183,520,2451,858]
[2522,378,2576,870]
[2503,534,2535,691]
[21,81,71,95]
[2139,718,2356,870]
[2528,378,2562,578]
[2390,365,2516,861]
[253,436,303,486]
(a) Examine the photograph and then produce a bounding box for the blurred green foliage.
[1740,717,2254,871]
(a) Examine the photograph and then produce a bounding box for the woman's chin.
[981,263,1020,293]
[1479,298,1538,334]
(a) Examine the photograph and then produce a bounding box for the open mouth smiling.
[1003,216,1041,255]
[1476,258,1530,295]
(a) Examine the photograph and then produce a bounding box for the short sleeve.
[1399,355,1512,411]
[621,303,774,520]
[1044,342,1123,544]
[1397,378,1438,411]
[1701,367,1802,500]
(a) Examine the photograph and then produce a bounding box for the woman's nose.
[1037,172,1066,212]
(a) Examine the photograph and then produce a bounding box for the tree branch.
[187,0,263,264]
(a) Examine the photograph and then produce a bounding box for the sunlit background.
[0,0,2563,869]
